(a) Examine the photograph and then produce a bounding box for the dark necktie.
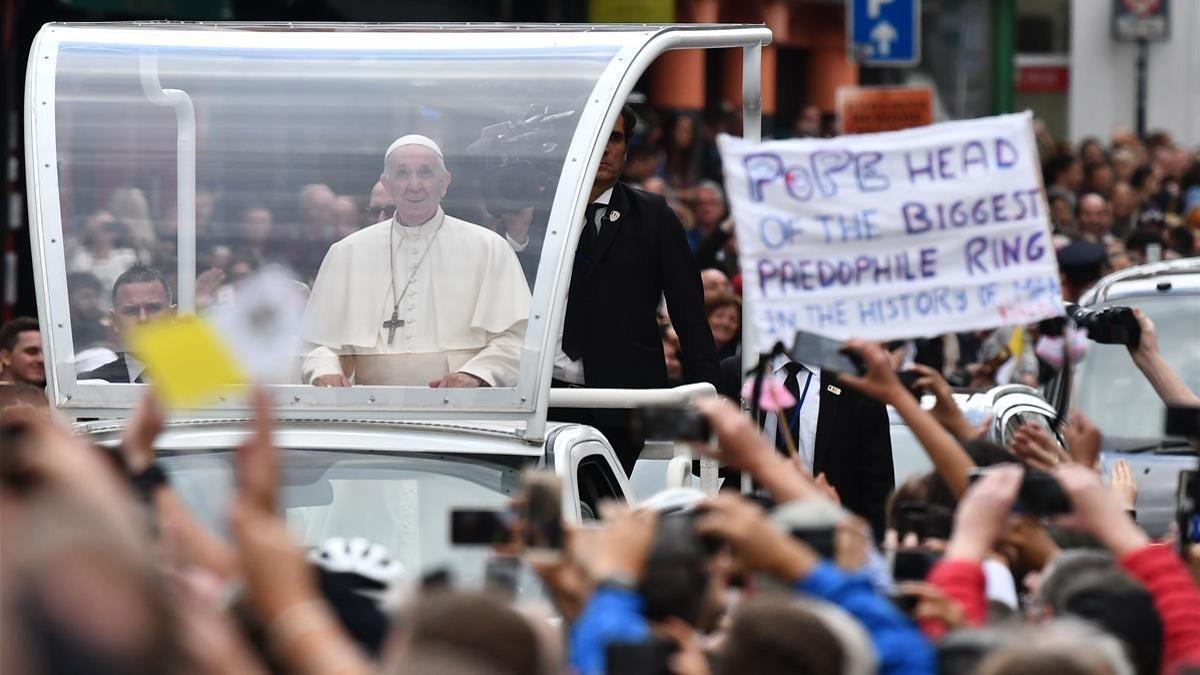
[562,203,604,361]
[577,202,602,260]
[776,362,804,453]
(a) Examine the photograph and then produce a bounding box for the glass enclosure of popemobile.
[26,22,770,428]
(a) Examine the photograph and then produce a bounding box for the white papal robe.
[301,208,531,386]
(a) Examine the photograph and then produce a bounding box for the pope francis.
[301,135,531,387]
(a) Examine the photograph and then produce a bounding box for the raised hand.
[660,617,713,675]
[527,524,593,623]
[691,396,824,503]
[908,363,979,441]
[1010,423,1067,472]
[695,493,818,582]
[837,339,908,406]
[691,396,774,473]
[586,503,658,582]
[195,267,226,309]
[1128,307,1160,362]
[1054,463,1149,556]
[894,581,968,630]
[1063,410,1102,468]
[1109,459,1138,511]
[235,388,278,514]
[944,464,1023,561]
[120,392,165,474]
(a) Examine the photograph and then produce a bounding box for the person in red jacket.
[925,462,1200,673]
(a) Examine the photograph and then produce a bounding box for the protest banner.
[718,111,1063,353]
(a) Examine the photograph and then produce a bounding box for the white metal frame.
[25,23,770,434]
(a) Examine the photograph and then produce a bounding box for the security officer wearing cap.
[552,107,719,476]
[1057,240,1108,302]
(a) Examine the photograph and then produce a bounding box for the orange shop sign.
[836,86,934,135]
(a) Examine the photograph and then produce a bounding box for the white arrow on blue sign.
[848,0,920,66]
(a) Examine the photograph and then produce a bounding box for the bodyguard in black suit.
[77,264,174,384]
[717,355,894,537]
[554,107,719,475]
[78,352,137,383]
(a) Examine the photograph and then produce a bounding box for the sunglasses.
[365,204,397,220]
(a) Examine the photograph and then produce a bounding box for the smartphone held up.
[448,469,564,564]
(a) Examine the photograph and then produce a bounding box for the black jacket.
[566,182,718,389]
[78,353,135,383]
[718,356,895,536]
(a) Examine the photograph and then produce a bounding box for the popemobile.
[23,21,772,592]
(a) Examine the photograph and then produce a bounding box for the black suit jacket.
[718,356,895,536]
[78,353,134,383]
[567,182,719,389]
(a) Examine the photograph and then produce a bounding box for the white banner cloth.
[719,112,1064,353]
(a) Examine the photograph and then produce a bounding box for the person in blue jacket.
[567,495,935,675]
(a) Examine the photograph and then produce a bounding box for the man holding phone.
[717,343,894,538]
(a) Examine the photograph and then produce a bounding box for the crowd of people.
[2,310,1199,674]
[7,102,1198,393]
[2,101,1200,674]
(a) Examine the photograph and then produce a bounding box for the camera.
[787,526,836,558]
[893,548,942,582]
[450,508,513,546]
[894,501,954,541]
[632,406,711,442]
[1068,304,1141,348]
[449,469,563,560]
[1165,405,1200,438]
[968,467,1071,516]
[896,370,924,395]
[640,509,722,626]
[481,160,549,217]
[606,637,677,675]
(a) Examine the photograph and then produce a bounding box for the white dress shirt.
[761,354,822,472]
[125,353,147,383]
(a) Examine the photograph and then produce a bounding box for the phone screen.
[605,638,676,675]
[634,406,711,441]
[450,509,510,546]
[788,526,836,559]
[968,467,1071,516]
[789,331,864,375]
[521,470,564,562]
[893,549,940,582]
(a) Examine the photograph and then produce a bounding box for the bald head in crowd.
[1076,193,1112,242]
[299,183,337,229]
[700,268,733,303]
[366,181,397,224]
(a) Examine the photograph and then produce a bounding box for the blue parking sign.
[848,0,920,66]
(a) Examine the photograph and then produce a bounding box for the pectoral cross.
[383,305,405,345]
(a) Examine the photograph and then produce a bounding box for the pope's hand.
[313,374,351,387]
[429,372,487,388]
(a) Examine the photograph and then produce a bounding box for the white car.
[79,417,632,589]
[1072,259,1200,537]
